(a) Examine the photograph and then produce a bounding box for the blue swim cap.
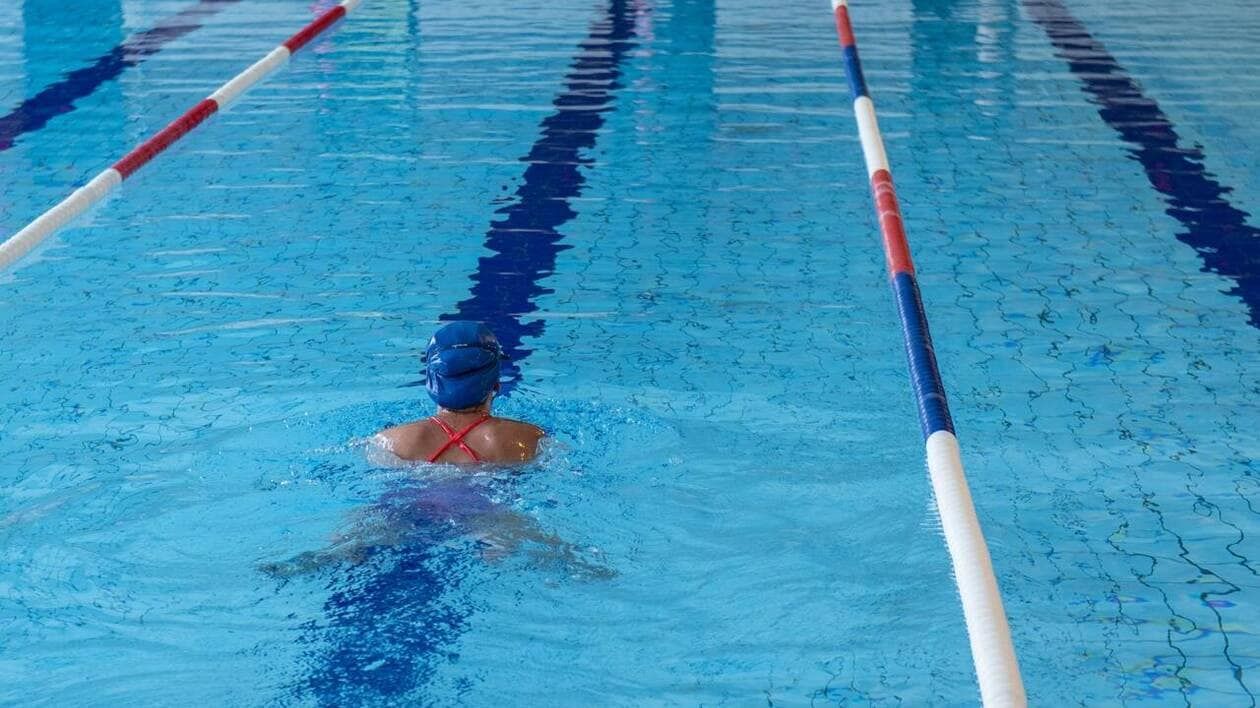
[424,321,504,410]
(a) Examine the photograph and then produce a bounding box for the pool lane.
[300,1,641,702]
[0,0,240,152]
[1024,0,1260,329]
[439,0,640,392]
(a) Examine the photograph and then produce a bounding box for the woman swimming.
[377,321,544,464]
[260,321,610,584]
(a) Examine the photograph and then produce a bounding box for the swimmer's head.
[424,321,504,411]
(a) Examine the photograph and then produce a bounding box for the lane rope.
[827,1,1026,705]
[0,0,362,271]
[0,0,244,153]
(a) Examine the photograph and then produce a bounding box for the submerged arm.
[260,485,612,581]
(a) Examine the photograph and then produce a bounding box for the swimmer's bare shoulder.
[374,421,435,461]
[375,417,544,464]
[479,418,545,463]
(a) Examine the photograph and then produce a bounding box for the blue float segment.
[891,272,955,438]
[841,46,869,100]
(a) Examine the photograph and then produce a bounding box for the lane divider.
[0,0,362,271]
[828,2,1026,705]
[0,0,243,153]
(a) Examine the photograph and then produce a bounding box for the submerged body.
[260,471,608,579]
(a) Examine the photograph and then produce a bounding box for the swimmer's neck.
[434,401,493,420]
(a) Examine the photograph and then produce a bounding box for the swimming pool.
[1,0,1258,704]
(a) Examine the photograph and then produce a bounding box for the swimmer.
[377,321,544,464]
[259,323,611,580]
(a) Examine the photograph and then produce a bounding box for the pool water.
[1,0,1258,704]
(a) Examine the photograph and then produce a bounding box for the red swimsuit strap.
[426,414,491,463]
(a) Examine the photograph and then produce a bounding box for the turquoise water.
[1,0,1258,704]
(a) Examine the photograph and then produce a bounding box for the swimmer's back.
[380,416,544,464]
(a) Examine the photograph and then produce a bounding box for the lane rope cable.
[827,1,1026,705]
[0,0,362,271]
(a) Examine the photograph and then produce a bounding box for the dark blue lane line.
[1029,2,1259,703]
[438,0,639,392]
[1024,0,1260,329]
[0,0,240,152]
[297,2,640,703]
